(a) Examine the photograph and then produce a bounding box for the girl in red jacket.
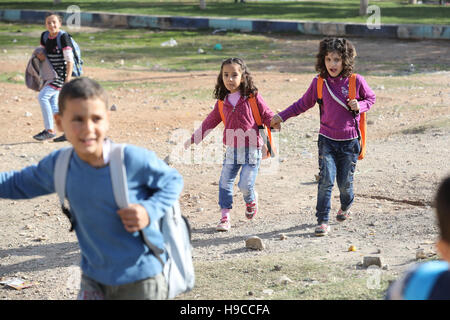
[185,58,275,231]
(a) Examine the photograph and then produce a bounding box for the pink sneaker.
[336,209,350,222]
[245,192,258,220]
[216,218,231,232]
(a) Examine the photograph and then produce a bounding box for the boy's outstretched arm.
[0,152,56,200]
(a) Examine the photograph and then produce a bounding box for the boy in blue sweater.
[386,176,450,300]
[0,77,184,299]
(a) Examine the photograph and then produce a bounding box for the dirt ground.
[0,35,449,300]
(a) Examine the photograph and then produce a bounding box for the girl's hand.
[36,52,46,61]
[347,99,360,113]
[270,114,283,131]
[184,138,192,150]
[117,204,150,233]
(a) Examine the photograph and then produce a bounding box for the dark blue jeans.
[316,135,360,224]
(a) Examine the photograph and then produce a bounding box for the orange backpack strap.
[348,73,357,100]
[248,95,262,126]
[248,94,275,158]
[317,76,324,104]
[217,100,226,126]
[349,73,367,160]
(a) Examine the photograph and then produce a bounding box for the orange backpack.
[217,94,275,160]
[317,74,366,160]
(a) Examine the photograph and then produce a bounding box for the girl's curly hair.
[214,57,257,100]
[315,38,357,78]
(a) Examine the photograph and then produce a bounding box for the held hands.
[347,99,360,113]
[270,114,283,131]
[117,203,149,233]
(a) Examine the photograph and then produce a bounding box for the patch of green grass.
[0,0,449,25]
[181,250,394,300]
[1,22,449,77]
[0,22,295,72]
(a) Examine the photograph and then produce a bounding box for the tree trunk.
[359,0,369,16]
[408,0,417,4]
[200,0,206,9]
[53,0,61,4]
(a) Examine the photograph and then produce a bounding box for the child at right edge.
[386,176,450,300]
[271,38,376,237]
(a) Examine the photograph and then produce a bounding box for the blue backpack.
[43,30,83,77]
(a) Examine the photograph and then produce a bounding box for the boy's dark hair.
[435,176,450,243]
[58,77,108,115]
[315,38,356,78]
[214,57,257,100]
[45,12,63,23]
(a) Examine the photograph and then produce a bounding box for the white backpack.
[54,143,195,299]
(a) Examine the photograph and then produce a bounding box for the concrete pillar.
[359,0,369,16]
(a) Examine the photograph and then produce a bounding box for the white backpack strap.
[108,143,165,265]
[109,143,129,209]
[54,147,73,205]
[54,147,76,231]
[323,79,351,112]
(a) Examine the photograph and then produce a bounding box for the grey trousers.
[77,272,168,300]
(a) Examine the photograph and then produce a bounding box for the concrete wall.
[1,9,449,40]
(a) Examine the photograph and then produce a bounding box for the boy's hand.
[270,114,283,131]
[117,204,150,233]
[347,99,360,113]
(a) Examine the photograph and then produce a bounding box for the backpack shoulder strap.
[217,100,225,125]
[248,94,262,126]
[109,143,165,265]
[54,147,74,206]
[317,75,324,102]
[54,147,76,231]
[348,73,357,100]
[109,143,129,209]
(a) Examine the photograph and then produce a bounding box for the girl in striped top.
[34,12,74,142]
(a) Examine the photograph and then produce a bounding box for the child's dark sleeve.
[40,31,46,48]
[0,153,56,199]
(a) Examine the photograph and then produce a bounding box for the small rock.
[362,256,382,268]
[272,265,282,271]
[263,289,274,295]
[278,275,293,285]
[163,155,172,166]
[24,111,32,117]
[416,248,427,260]
[110,104,117,111]
[279,233,287,240]
[245,236,265,250]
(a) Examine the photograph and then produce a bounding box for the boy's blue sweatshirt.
[0,144,184,286]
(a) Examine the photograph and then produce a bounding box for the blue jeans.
[316,135,360,224]
[218,147,261,209]
[38,85,60,130]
